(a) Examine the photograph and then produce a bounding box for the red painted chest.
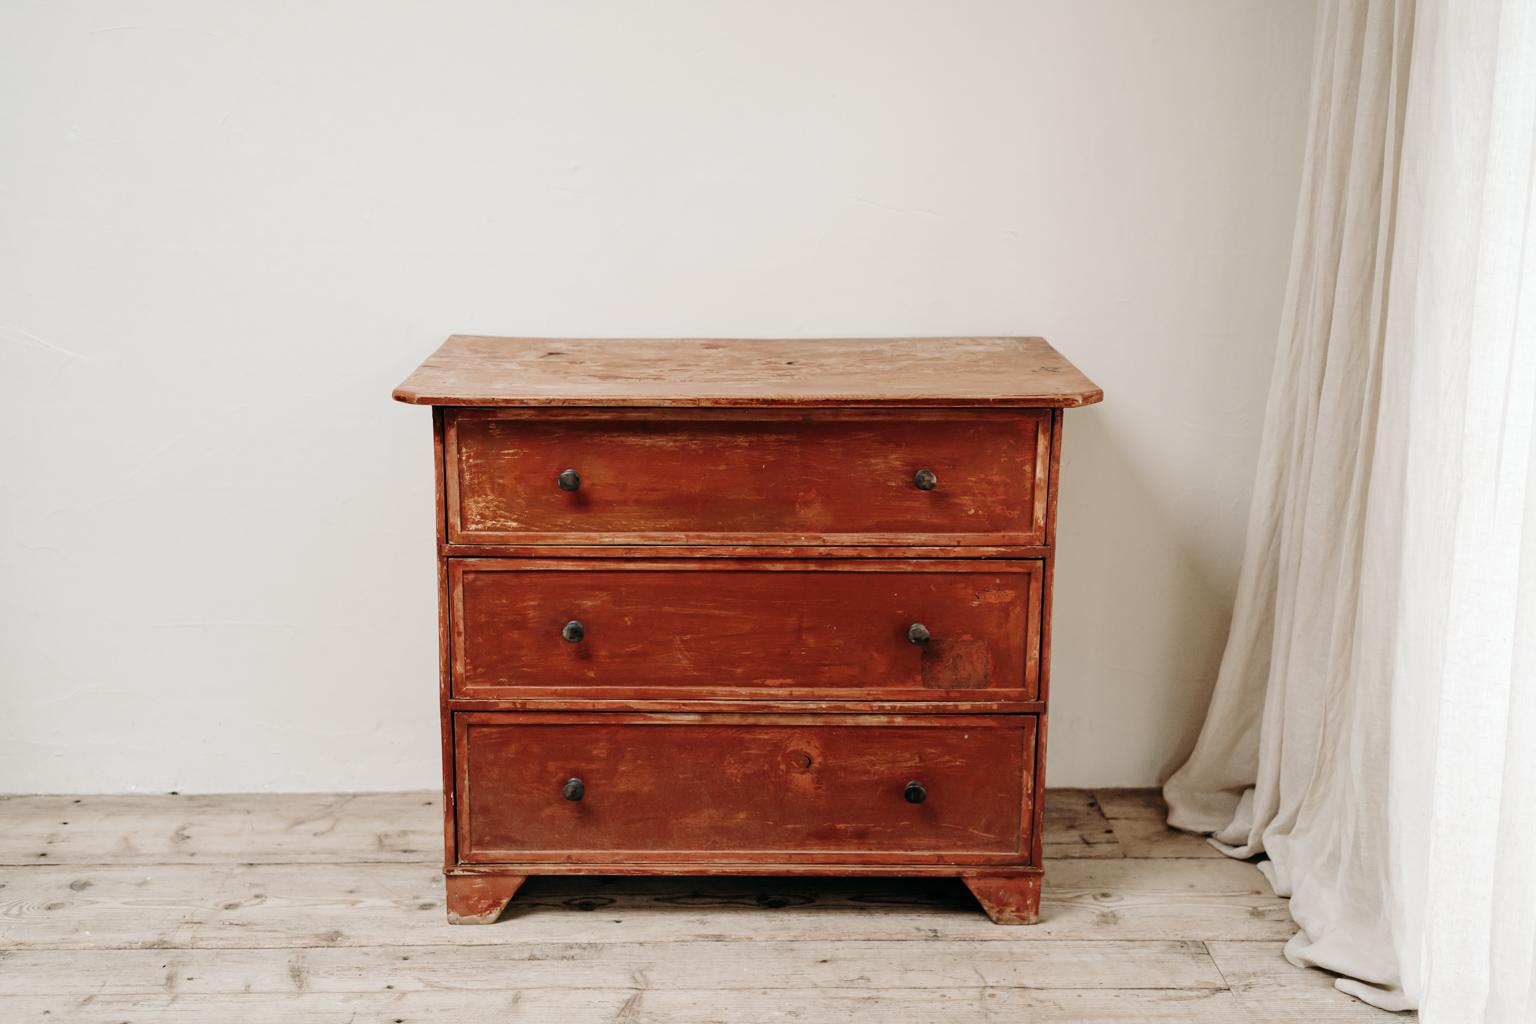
[394,336,1101,923]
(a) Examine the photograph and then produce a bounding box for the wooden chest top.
[392,336,1102,409]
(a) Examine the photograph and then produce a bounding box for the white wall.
[0,1,1316,793]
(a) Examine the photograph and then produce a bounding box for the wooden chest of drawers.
[394,336,1101,924]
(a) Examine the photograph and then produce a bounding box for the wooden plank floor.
[0,790,1412,1023]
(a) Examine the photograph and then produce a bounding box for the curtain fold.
[1163,0,1536,1017]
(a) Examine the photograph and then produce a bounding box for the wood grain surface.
[450,558,1042,701]
[454,713,1034,864]
[445,407,1052,546]
[395,336,1103,408]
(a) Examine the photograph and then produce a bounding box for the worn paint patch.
[921,639,991,689]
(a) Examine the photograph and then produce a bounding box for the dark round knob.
[907,623,931,645]
[561,620,585,643]
[557,468,581,492]
[913,468,938,491]
[562,777,585,801]
[904,780,927,804]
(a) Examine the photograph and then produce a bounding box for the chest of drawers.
[394,336,1101,924]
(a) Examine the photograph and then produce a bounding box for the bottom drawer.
[454,712,1036,865]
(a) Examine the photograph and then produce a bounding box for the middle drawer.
[449,558,1043,702]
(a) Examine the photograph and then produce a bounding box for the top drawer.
[444,409,1052,546]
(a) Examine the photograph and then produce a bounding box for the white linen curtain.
[1163,0,1536,1017]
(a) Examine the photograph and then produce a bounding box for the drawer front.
[450,559,1043,701]
[445,409,1051,546]
[455,712,1035,863]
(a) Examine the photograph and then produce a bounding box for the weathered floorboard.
[0,859,1295,949]
[1042,789,1121,860]
[0,987,1244,1024]
[0,793,440,866]
[0,939,1225,995]
[1206,941,1409,1022]
[1094,788,1227,859]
